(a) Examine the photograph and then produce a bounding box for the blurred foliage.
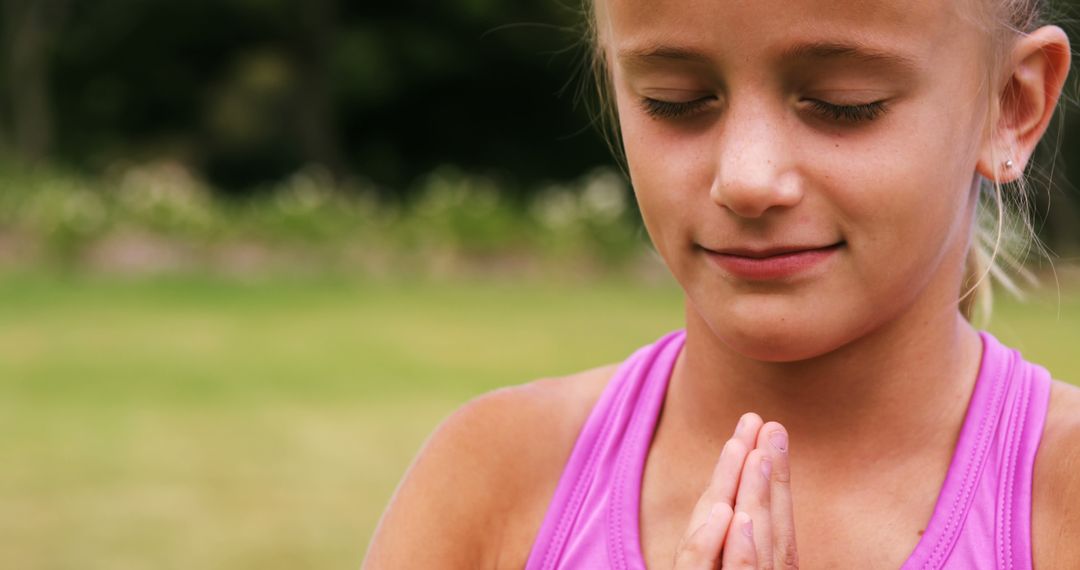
[0,159,648,274]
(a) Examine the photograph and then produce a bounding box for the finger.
[685,414,762,531]
[673,502,733,569]
[733,412,764,454]
[685,437,746,532]
[733,448,773,568]
[720,511,757,569]
[707,413,763,509]
[760,423,799,570]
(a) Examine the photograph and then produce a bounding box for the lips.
[701,242,844,280]
[710,243,842,258]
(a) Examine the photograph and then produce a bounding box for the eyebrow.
[778,41,920,73]
[617,44,713,65]
[617,40,920,73]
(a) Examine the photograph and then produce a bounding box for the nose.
[709,100,803,218]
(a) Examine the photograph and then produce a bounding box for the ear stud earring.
[1004,159,1015,169]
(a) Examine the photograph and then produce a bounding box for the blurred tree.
[2,0,69,163]
[293,0,344,179]
[28,0,609,197]
[339,0,610,199]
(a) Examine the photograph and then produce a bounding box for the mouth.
[708,242,845,259]
[700,241,845,280]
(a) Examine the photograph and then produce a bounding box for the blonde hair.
[573,0,1071,326]
[960,0,1054,325]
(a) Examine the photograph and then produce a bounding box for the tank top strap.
[901,331,1052,570]
[525,330,685,570]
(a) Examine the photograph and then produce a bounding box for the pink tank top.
[526,330,1052,569]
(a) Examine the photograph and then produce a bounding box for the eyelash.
[638,97,889,124]
[638,97,715,119]
[804,99,888,123]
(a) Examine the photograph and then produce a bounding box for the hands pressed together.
[673,413,799,570]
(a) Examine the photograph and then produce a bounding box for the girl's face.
[604,0,993,360]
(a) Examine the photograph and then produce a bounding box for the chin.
[695,297,861,363]
[720,332,840,362]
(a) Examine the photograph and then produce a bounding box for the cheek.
[621,105,713,254]
[816,106,980,292]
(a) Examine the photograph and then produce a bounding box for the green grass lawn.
[0,272,1076,569]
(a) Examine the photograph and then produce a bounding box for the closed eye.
[639,96,889,124]
[639,96,715,119]
[804,99,889,123]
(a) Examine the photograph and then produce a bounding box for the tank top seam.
[608,395,635,570]
[1001,363,1033,570]
[998,361,1026,569]
[608,404,636,570]
[924,339,1009,569]
[1017,366,1051,570]
[1002,367,1019,565]
[541,357,638,570]
[609,332,681,570]
[925,366,1002,569]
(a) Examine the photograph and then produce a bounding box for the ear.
[975,25,1072,183]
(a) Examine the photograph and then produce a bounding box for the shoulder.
[362,363,619,570]
[1032,379,1080,568]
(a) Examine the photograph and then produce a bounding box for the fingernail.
[741,515,754,538]
[769,431,788,452]
[734,415,746,436]
[708,503,727,522]
[761,458,772,480]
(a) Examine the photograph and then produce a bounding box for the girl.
[364,0,1078,567]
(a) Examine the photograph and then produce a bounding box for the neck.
[668,297,983,464]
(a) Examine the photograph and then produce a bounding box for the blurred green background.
[0,1,1078,568]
